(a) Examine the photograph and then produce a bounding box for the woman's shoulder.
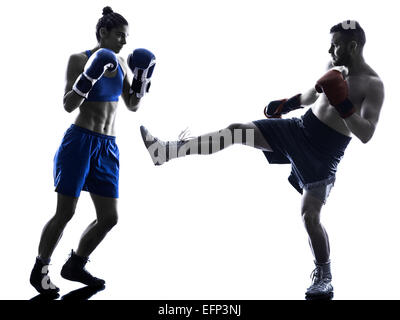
[117,55,128,76]
[67,51,89,69]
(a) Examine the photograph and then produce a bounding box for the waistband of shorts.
[301,109,351,153]
[69,124,116,140]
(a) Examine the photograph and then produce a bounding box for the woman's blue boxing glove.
[128,48,156,98]
[73,48,118,98]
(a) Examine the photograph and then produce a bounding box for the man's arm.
[300,87,320,106]
[264,88,319,118]
[63,54,86,113]
[343,78,384,143]
[120,57,141,112]
[300,64,346,106]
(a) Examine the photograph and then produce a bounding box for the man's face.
[101,25,129,54]
[328,32,351,66]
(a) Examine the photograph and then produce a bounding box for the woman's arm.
[63,53,86,113]
[119,57,141,112]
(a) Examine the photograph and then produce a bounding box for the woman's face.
[100,25,129,54]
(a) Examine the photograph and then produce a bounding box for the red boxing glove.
[315,69,355,118]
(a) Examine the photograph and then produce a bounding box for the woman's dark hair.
[96,6,128,41]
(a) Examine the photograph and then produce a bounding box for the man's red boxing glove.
[315,69,355,118]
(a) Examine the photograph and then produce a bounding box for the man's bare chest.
[346,76,369,108]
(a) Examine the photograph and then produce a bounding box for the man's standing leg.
[301,187,333,299]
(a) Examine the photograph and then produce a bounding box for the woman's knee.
[54,193,78,224]
[98,212,119,230]
[54,207,76,225]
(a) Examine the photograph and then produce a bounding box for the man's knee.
[301,200,323,231]
[302,210,321,231]
[227,123,244,131]
[226,123,256,146]
[301,189,324,227]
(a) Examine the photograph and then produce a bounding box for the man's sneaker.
[305,264,334,300]
[30,257,60,295]
[60,250,105,287]
[140,126,168,165]
[140,126,191,166]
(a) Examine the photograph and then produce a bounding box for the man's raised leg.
[140,122,272,165]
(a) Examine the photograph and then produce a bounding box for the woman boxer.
[30,6,155,295]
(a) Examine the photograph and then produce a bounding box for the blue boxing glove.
[128,48,156,98]
[73,48,118,98]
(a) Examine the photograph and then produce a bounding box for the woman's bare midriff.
[74,100,118,136]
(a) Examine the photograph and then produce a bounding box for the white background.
[0,0,399,299]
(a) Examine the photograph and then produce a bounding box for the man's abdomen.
[311,98,351,138]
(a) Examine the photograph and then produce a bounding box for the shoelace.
[150,127,195,147]
[310,267,321,282]
[165,127,195,150]
[309,267,332,289]
[65,251,90,263]
[177,127,196,141]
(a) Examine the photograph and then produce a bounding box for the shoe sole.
[61,270,105,287]
[30,274,60,295]
[30,284,60,295]
[305,292,334,300]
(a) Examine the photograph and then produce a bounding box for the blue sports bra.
[85,50,124,102]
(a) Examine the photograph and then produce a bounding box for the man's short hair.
[330,20,366,47]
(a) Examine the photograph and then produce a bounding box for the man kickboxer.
[30,6,156,295]
[140,21,384,299]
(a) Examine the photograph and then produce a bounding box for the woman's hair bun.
[102,6,114,15]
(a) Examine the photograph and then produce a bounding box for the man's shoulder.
[363,65,383,85]
[359,67,384,101]
[352,65,384,93]
[364,69,384,93]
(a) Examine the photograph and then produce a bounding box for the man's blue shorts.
[53,125,119,198]
[253,109,351,198]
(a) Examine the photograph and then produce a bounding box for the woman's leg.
[60,193,118,287]
[30,193,79,294]
[76,193,118,258]
[38,193,79,260]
